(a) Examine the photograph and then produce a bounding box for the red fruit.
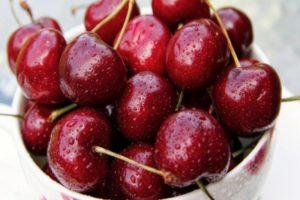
[111,143,164,200]
[22,104,57,155]
[212,7,253,56]
[212,63,281,136]
[84,0,139,45]
[7,17,61,74]
[152,0,210,28]
[43,163,58,181]
[24,99,35,111]
[59,32,127,106]
[117,71,176,141]
[166,19,230,90]
[117,15,171,75]
[48,107,111,193]
[17,28,67,104]
[155,109,231,187]
[221,58,260,77]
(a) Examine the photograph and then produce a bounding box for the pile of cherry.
[5,0,288,199]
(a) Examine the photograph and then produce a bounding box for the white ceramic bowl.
[8,6,278,200]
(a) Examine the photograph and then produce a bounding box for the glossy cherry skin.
[117,71,176,141]
[111,143,164,200]
[85,0,139,45]
[212,7,253,56]
[43,163,58,182]
[117,15,171,75]
[59,32,127,106]
[48,107,111,193]
[155,109,231,187]
[212,63,282,136]
[21,104,57,155]
[152,0,210,28]
[17,28,67,104]
[7,17,61,74]
[222,58,260,76]
[166,19,230,91]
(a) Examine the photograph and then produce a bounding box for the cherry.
[17,28,67,104]
[152,0,210,28]
[221,58,259,76]
[212,63,282,136]
[166,19,230,91]
[43,163,58,182]
[24,99,35,112]
[59,32,127,106]
[212,7,253,56]
[84,0,139,45]
[117,71,176,141]
[21,104,57,155]
[110,143,164,200]
[48,107,111,193]
[117,15,172,75]
[7,0,61,74]
[155,109,231,187]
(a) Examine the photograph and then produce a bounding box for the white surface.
[0,89,299,200]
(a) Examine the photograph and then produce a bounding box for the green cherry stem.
[203,0,241,68]
[175,90,184,111]
[92,146,176,184]
[48,103,78,122]
[232,136,262,158]
[9,0,22,26]
[282,96,300,103]
[113,0,135,49]
[18,0,34,23]
[0,113,23,119]
[196,180,215,200]
[91,0,129,34]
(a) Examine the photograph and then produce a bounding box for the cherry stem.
[175,90,184,112]
[113,0,135,49]
[92,146,176,184]
[18,0,34,23]
[91,0,129,34]
[70,3,88,15]
[48,103,78,122]
[9,0,22,26]
[232,136,261,158]
[204,0,241,68]
[0,113,23,119]
[196,180,215,200]
[282,96,300,103]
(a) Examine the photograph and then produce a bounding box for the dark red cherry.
[43,163,58,182]
[7,24,41,74]
[48,107,111,193]
[7,17,61,74]
[221,58,260,76]
[59,32,127,106]
[152,0,210,28]
[24,99,35,112]
[166,19,230,90]
[155,109,231,187]
[212,63,282,136]
[17,28,67,104]
[117,71,176,141]
[84,0,139,45]
[117,15,171,75]
[212,7,253,56]
[21,104,57,155]
[111,143,164,200]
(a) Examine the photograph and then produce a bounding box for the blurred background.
[0,0,299,104]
